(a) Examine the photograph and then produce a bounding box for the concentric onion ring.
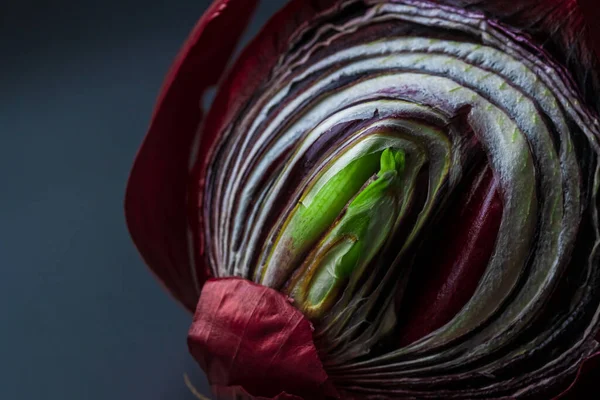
[196,0,600,398]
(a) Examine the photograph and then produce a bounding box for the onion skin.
[125,0,260,311]
[126,0,600,399]
[188,278,337,400]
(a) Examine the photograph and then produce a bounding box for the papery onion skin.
[126,0,600,399]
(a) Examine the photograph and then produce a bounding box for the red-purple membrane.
[396,164,503,347]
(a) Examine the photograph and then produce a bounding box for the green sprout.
[302,148,405,314]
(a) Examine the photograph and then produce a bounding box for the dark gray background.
[1,1,282,399]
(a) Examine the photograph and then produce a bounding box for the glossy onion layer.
[194,0,600,398]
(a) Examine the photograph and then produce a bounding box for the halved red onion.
[128,0,600,398]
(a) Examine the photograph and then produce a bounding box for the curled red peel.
[125,0,259,310]
[188,278,338,400]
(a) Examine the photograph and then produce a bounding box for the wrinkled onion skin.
[125,0,260,311]
[188,278,338,400]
